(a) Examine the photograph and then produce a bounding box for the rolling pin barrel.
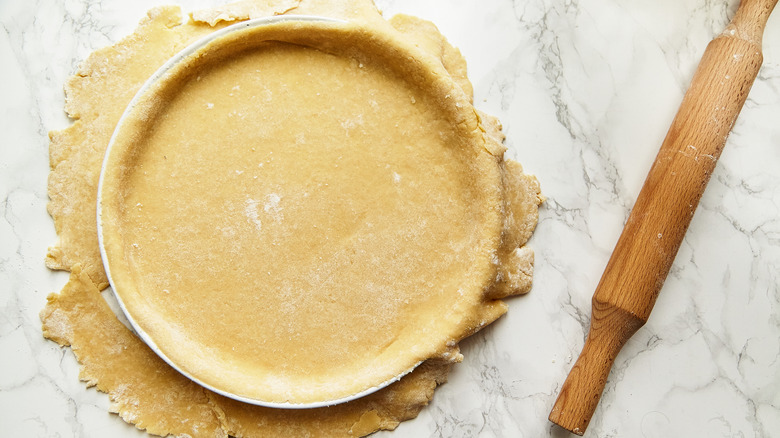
[548,0,777,434]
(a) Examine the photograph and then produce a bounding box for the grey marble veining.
[1,0,779,436]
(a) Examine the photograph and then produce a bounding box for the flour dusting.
[264,193,283,222]
[340,114,364,133]
[245,198,262,232]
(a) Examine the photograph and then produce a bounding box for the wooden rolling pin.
[548,0,777,435]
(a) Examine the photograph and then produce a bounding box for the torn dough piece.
[44,0,542,436]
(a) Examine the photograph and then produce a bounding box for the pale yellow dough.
[43,0,542,436]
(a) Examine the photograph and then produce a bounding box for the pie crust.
[98,17,512,406]
[45,3,541,435]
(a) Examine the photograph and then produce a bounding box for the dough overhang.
[42,0,543,436]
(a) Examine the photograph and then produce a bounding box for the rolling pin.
[548,0,777,435]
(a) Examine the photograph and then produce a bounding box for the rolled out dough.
[43,0,543,436]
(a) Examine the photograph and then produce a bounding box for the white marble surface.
[2,0,779,436]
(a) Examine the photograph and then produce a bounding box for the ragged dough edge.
[45,5,214,290]
[41,265,454,437]
[191,0,386,27]
[387,14,474,103]
[44,0,309,292]
[206,361,452,437]
[191,0,301,26]
[41,265,228,438]
[383,13,543,358]
[425,115,543,360]
[482,112,545,300]
[386,13,543,301]
[42,0,543,436]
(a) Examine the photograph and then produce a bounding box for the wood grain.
[548,0,777,434]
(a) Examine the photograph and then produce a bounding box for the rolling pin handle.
[548,303,644,435]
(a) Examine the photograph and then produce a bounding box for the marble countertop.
[2,0,778,436]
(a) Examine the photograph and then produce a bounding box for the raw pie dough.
[43,0,542,435]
